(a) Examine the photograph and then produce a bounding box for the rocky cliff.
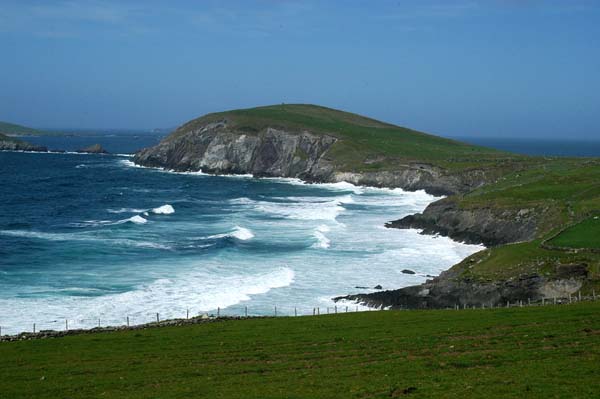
[385,197,540,247]
[334,263,588,309]
[0,134,47,152]
[134,120,494,196]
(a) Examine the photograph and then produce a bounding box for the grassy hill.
[175,104,520,172]
[447,158,600,289]
[1,302,599,398]
[0,121,44,136]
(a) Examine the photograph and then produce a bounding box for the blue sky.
[1,0,599,139]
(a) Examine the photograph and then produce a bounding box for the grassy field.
[549,216,600,249]
[1,302,599,398]
[450,158,600,284]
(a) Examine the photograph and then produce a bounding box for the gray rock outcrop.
[385,197,541,247]
[133,120,497,196]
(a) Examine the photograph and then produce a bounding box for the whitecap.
[204,226,254,241]
[107,208,148,214]
[311,227,331,249]
[151,204,175,215]
[128,215,147,224]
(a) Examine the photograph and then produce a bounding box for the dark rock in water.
[401,269,416,275]
[373,285,383,290]
[355,286,369,289]
[0,134,47,152]
[77,144,108,154]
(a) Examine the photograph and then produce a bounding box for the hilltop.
[0,121,44,136]
[135,104,529,196]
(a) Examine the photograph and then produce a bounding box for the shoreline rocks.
[0,135,47,152]
[385,197,541,247]
[77,144,109,154]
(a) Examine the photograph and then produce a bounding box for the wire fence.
[1,290,598,340]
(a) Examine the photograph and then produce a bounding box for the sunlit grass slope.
[1,302,599,398]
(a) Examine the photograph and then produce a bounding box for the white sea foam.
[107,208,148,214]
[128,215,147,224]
[312,225,331,249]
[205,226,254,241]
[151,204,175,215]
[0,266,295,335]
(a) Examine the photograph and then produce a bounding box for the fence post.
[345,306,348,313]
[245,306,248,317]
[274,306,277,317]
[33,323,36,334]
[356,306,358,312]
[554,297,557,305]
[569,295,572,304]
[294,307,297,317]
[156,313,160,323]
[334,306,337,314]
[542,297,545,306]
[594,290,597,300]
[217,308,220,318]
[528,298,531,305]
[519,300,523,308]
[65,319,68,331]
[578,291,582,301]
[506,301,509,308]
[312,308,315,316]
[127,316,130,327]
[98,319,101,328]
[186,308,189,320]
[317,307,320,315]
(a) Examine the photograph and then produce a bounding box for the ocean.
[0,134,485,335]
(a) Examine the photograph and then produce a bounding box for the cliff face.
[134,120,492,196]
[334,274,585,309]
[134,122,338,180]
[385,197,540,247]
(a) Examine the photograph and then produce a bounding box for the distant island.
[135,104,600,307]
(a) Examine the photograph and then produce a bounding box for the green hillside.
[449,158,600,286]
[1,302,599,398]
[175,104,518,171]
[0,121,44,136]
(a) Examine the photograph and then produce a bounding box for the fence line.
[0,290,598,340]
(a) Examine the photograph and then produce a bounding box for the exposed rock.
[77,144,109,154]
[0,135,47,152]
[334,274,585,309]
[386,197,540,247]
[133,120,498,196]
[374,285,383,290]
[401,269,416,275]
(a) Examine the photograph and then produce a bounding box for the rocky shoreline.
[133,121,497,196]
[0,135,47,152]
[131,117,592,311]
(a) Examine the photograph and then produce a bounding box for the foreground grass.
[1,302,599,398]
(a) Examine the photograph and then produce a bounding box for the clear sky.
[1,0,599,139]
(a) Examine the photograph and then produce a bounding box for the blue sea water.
[0,136,487,334]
